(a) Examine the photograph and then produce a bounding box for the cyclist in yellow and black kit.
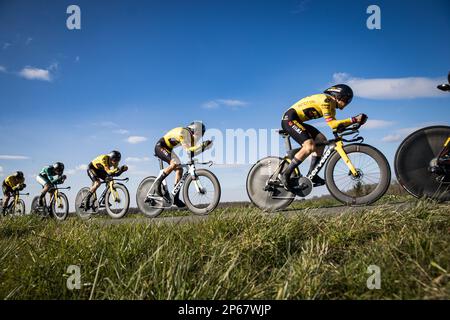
[82,151,128,209]
[281,84,367,189]
[2,171,26,215]
[153,121,213,207]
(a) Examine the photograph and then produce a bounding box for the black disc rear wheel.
[394,126,450,201]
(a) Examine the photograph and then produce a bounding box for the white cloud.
[3,42,11,50]
[125,157,150,162]
[202,101,220,109]
[76,164,88,170]
[126,136,147,144]
[67,164,88,175]
[381,127,421,143]
[333,73,447,99]
[364,120,395,129]
[0,166,3,173]
[114,129,130,135]
[25,37,33,45]
[0,155,30,160]
[19,66,51,81]
[0,65,6,73]
[291,0,311,14]
[202,99,249,109]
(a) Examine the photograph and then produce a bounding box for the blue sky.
[1,0,449,208]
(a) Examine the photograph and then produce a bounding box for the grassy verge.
[0,199,448,299]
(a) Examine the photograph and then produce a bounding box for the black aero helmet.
[53,162,65,174]
[109,150,121,162]
[324,84,354,104]
[187,121,206,136]
[15,171,24,179]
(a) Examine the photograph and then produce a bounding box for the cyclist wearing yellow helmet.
[280,84,367,190]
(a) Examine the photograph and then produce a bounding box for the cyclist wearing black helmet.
[153,121,213,207]
[2,171,26,215]
[36,162,66,208]
[82,150,128,209]
[280,84,367,190]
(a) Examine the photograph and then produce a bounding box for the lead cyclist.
[280,84,368,190]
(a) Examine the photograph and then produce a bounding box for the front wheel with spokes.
[182,169,221,215]
[13,199,26,216]
[105,183,130,219]
[52,193,69,221]
[325,144,391,206]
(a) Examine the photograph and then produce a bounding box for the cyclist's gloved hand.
[353,113,368,125]
[203,140,213,151]
[121,165,128,172]
[335,124,346,133]
[20,184,26,190]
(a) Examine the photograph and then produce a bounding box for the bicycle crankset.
[292,177,313,198]
[145,194,172,208]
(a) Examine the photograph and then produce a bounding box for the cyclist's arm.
[320,104,354,131]
[101,158,120,175]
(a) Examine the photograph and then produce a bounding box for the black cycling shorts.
[2,182,13,196]
[87,163,108,182]
[154,139,180,165]
[281,108,321,145]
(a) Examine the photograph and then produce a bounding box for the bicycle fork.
[334,141,359,176]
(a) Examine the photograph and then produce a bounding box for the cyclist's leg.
[36,174,51,207]
[303,124,327,186]
[281,110,315,187]
[153,141,175,196]
[84,165,104,208]
[169,153,186,207]
[2,183,12,214]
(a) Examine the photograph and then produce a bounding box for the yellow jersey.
[163,127,200,152]
[4,175,25,190]
[286,94,353,130]
[91,155,119,175]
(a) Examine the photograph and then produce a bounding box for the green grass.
[0,199,449,299]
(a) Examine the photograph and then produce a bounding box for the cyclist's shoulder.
[293,93,329,106]
[93,154,109,162]
[165,127,187,136]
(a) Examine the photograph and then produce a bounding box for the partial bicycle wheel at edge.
[394,126,450,201]
[246,156,295,212]
[136,176,164,218]
[182,169,221,215]
[325,144,391,206]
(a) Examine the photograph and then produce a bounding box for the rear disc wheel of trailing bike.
[136,176,165,218]
[246,157,296,212]
[75,187,99,220]
[395,126,450,201]
[325,144,391,206]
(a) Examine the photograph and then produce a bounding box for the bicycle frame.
[156,157,213,199]
[93,178,129,208]
[48,186,71,208]
[278,124,364,181]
